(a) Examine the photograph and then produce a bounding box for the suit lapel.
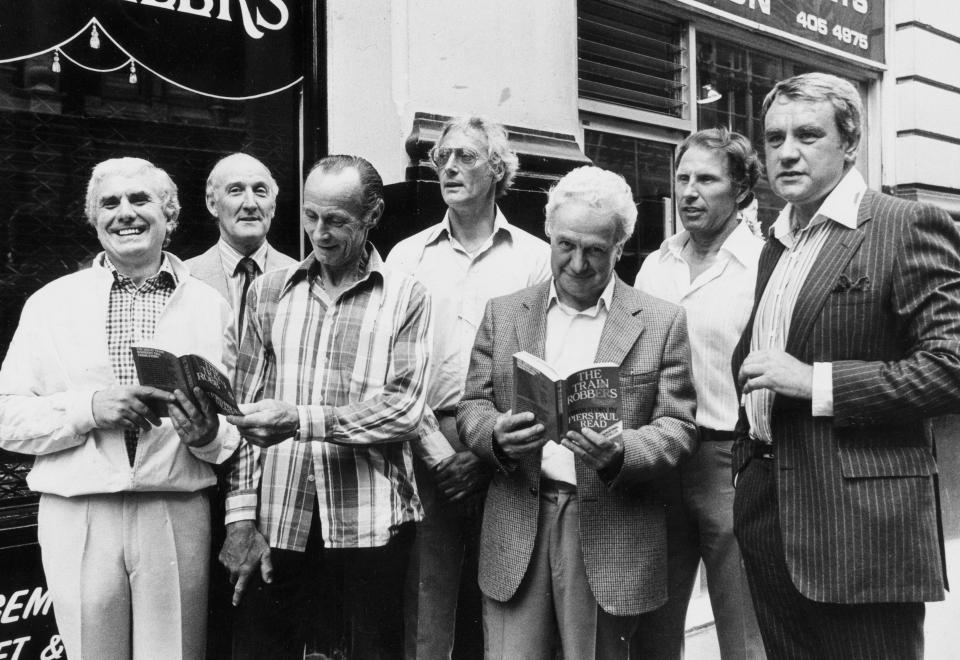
[733,239,784,383]
[595,279,643,365]
[785,201,871,355]
[755,240,785,308]
[192,246,231,300]
[516,283,550,359]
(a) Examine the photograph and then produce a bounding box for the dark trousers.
[232,515,414,660]
[632,440,763,660]
[733,456,925,660]
[206,482,233,660]
[405,456,484,660]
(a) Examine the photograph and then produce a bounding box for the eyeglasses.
[429,146,487,169]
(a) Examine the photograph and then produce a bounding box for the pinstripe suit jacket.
[185,242,297,302]
[732,189,960,604]
[458,277,698,616]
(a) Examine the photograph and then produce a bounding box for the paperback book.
[511,350,622,444]
[130,346,242,416]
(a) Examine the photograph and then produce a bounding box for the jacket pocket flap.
[621,371,658,387]
[839,446,937,478]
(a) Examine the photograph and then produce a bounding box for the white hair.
[85,157,180,245]
[544,166,637,243]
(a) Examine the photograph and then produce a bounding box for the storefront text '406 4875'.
[122,0,289,39]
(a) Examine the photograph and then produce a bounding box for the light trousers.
[38,491,210,660]
[482,482,637,660]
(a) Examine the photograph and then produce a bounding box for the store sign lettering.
[673,0,884,63]
[726,0,771,15]
[0,586,57,660]
[123,0,290,39]
[0,1,303,98]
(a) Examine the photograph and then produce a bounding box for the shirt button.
[529,486,538,495]
[306,474,316,482]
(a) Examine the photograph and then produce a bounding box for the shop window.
[695,35,824,229]
[0,54,300,365]
[0,56,300,524]
[583,129,675,280]
[578,1,686,119]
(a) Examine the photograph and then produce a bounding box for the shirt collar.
[282,242,384,298]
[423,206,516,251]
[101,252,177,288]
[218,238,268,275]
[771,168,866,247]
[547,275,615,318]
[658,218,760,268]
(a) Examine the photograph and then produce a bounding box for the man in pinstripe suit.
[458,166,698,659]
[733,72,960,658]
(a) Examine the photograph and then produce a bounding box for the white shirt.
[0,253,240,496]
[217,238,268,310]
[540,277,615,485]
[746,168,867,441]
[387,208,551,466]
[635,219,762,430]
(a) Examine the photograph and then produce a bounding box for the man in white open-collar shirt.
[387,115,550,659]
[633,128,764,659]
[0,157,239,660]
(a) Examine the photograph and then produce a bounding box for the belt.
[697,426,738,442]
[434,409,457,421]
[540,477,577,494]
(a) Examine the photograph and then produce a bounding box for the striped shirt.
[225,245,430,550]
[745,168,866,443]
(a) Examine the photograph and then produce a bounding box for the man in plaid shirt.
[221,155,431,659]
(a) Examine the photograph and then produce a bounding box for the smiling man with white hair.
[0,157,239,660]
[458,165,698,659]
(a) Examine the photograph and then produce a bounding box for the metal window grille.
[578,1,686,118]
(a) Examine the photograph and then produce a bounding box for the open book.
[130,346,242,416]
[512,350,622,444]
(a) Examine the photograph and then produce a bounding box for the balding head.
[205,153,278,255]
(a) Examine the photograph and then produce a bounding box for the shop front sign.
[672,0,885,64]
[0,0,303,99]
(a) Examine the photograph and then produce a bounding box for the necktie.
[236,257,259,343]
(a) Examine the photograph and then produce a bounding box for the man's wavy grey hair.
[761,72,863,161]
[85,157,180,246]
[437,115,519,198]
[544,166,638,244]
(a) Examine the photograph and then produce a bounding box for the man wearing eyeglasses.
[388,115,550,659]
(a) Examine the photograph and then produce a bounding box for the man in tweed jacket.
[458,166,698,659]
[733,72,960,658]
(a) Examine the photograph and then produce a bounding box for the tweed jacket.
[732,189,960,604]
[185,241,297,302]
[458,277,698,616]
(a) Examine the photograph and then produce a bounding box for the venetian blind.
[578,1,686,118]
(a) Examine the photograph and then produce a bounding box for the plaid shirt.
[104,255,177,464]
[225,246,430,550]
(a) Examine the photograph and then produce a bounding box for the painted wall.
[325,0,580,184]
[890,2,960,200]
